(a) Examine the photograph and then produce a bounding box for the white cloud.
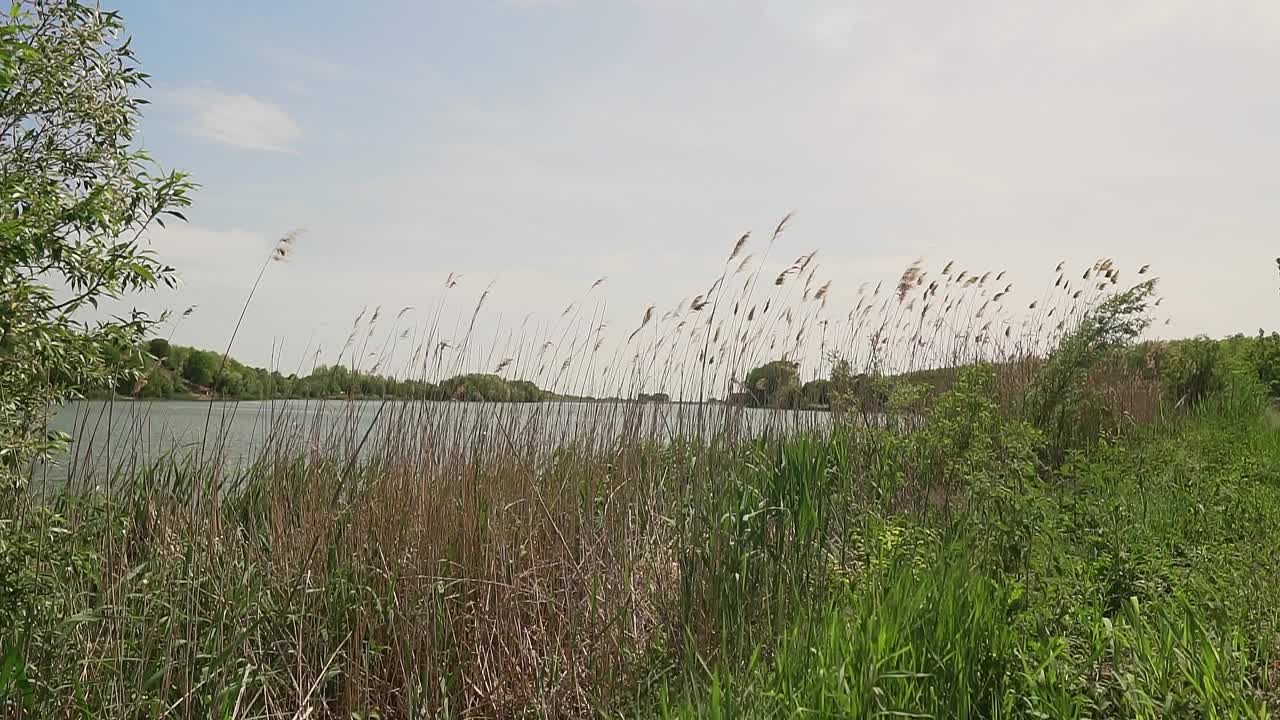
[143,224,273,282]
[169,87,301,153]
[812,7,866,51]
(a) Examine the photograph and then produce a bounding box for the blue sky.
[113,1,1280,374]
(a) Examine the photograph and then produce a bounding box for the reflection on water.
[34,399,831,488]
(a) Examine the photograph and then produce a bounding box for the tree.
[1252,331,1280,397]
[509,380,543,402]
[164,345,189,373]
[742,359,801,408]
[182,350,217,388]
[1,2,193,487]
[440,373,512,401]
[146,337,170,359]
[800,378,830,408]
[828,358,888,416]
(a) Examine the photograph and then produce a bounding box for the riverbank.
[656,393,1280,718]
[4,369,1279,718]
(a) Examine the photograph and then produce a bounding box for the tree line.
[97,331,1280,408]
[728,330,1280,413]
[100,338,550,402]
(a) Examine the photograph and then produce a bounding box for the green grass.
[650,398,1280,720]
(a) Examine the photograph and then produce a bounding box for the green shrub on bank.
[1133,331,1280,408]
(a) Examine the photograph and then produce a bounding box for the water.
[36,399,831,488]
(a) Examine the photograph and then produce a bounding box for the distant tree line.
[725,331,1280,416]
[109,332,1280,407]
[98,339,549,402]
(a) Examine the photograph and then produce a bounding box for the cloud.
[143,224,274,283]
[812,7,866,51]
[266,47,360,98]
[89,224,277,350]
[169,87,301,153]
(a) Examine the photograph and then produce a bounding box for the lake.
[34,399,831,489]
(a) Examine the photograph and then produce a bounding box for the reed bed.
[6,221,1278,719]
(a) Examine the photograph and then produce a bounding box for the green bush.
[1162,336,1224,407]
[1023,281,1156,462]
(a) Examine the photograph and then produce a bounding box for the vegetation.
[0,0,193,490]
[660,399,1280,718]
[5,3,1280,719]
[730,359,832,409]
[7,240,1280,717]
[6,321,1280,718]
[742,359,800,407]
[1130,331,1280,406]
[97,340,550,402]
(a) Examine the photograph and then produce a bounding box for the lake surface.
[34,399,831,488]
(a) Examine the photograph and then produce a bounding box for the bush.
[1023,281,1156,462]
[1161,336,1224,407]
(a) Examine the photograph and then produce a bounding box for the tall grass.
[5,222,1277,718]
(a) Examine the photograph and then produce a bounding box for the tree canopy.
[1,1,193,488]
[740,359,801,408]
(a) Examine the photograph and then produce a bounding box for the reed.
[5,221,1277,719]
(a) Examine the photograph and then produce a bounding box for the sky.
[111,0,1280,376]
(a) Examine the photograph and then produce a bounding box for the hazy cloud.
[170,87,301,153]
[811,7,866,51]
[145,224,274,281]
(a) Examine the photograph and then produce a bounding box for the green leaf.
[0,644,32,704]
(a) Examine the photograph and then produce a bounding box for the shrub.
[1023,281,1156,461]
[1161,336,1224,407]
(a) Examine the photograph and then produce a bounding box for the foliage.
[1023,280,1157,461]
[910,367,1043,556]
[741,359,800,408]
[800,378,830,407]
[1161,336,1226,406]
[92,340,552,401]
[145,337,169,360]
[438,372,544,402]
[732,361,834,409]
[1135,332,1280,404]
[828,357,887,416]
[6,341,1280,717]
[1240,331,1280,397]
[0,0,193,488]
[657,390,1280,720]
